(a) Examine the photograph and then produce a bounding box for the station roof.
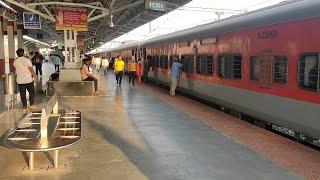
[3,0,191,48]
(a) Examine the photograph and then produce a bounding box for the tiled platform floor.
[0,70,318,180]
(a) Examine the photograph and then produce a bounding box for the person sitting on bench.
[81,58,100,96]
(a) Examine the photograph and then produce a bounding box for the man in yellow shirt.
[114,55,125,85]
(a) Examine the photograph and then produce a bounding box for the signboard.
[145,0,167,12]
[23,12,41,29]
[56,6,88,31]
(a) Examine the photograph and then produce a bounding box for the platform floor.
[0,70,319,180]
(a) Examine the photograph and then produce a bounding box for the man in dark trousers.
[31,52,44,77]
[13,48,37,112]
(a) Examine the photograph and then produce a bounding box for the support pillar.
[29,152,34,170]
[0,16,5,75]
[7,21,15,72]
[54,150,59,168]
[17,24,24,49]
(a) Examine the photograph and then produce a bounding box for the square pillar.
[17,24,24,49]
[7,21,15,73]
[0,16,5,75]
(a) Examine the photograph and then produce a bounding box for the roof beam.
[111,0,144,14]
[5,0,56,21]
[88,11,109,22]
[26,2,109,12]
[41,5,54,19]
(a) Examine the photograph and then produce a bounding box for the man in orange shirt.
[128,56,137,86]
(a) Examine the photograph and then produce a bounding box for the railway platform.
[0,69,319,180]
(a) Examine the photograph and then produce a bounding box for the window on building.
[181,55,194,73]
[160,55,168,69]
[196,55,213,75]
[298,53,319,92]
[250,55,288,85]
[217,54,242,79]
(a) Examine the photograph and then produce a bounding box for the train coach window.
[153,56,159,67]
[218,54,242,79]
[298,53,319,92]
[196,55,213,75]
[181,55,194,73]
[160,55,169,69]
[169,56,175,68]
[250,55,288,85]
[273,56,288,84]
[147,56,153,65]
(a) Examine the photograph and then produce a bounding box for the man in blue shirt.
[170,57,183,96]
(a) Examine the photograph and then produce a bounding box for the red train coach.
[104,0,320,144]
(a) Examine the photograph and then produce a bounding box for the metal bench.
[3,94,82,170]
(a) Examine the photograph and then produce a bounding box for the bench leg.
[29,152,34,170]
[54,150,59,168]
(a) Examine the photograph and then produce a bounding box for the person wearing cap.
[13,48,37,112]
[170,57,183,96]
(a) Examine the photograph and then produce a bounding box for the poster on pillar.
[55,6,88,31]
[23,12,41,29]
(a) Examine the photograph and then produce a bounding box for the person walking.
[170,57,183,96]
[114,55,125,85]
[31,52,44,78]
[81,58,100,96]
[136,57,144,85]
[13,48,37,112]
[101,57,109,74]
[128,56,137,86]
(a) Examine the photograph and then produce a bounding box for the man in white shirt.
[13,48,36,111]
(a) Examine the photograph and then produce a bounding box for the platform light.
[23,35,50,47]
[109,15,114,28]
[0,0,17,13]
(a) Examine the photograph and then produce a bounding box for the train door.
[259,55,274,87]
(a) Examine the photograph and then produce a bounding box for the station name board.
[145,0,167,12]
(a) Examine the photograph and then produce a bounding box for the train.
[97,0,320,143]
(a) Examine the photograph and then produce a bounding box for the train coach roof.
[141,0,320,47]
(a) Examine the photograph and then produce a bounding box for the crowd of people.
[13,49,183,111]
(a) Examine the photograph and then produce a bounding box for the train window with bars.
[181,55,194,73]
[250,55,288,85]
[153,55,159,67]
[147,55,153,66]
[217,54,242,79]
[169,56,176,68]
[160,55,169,69]
[298,53,319,92]
[196,55,213,75]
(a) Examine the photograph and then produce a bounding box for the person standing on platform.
[13,48,36,112]
[114,55,125,85]
[101,57,109,75]
[136,57,144,85]
[51,55,61,72]
[81,58,100,96]
[128,56,137,86]
[170,57,183,96]
[31,52,44,78]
